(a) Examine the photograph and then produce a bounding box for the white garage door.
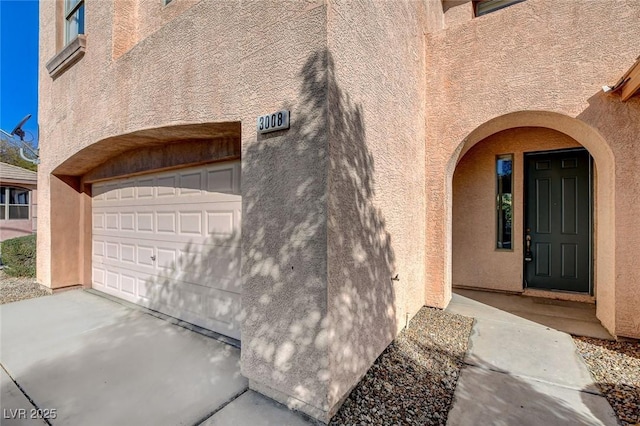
[92,161,242,340]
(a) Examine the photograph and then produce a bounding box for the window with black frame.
[0,187,30,220]
[65,0,85,45]
[496,155,513,249]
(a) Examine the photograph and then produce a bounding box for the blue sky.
[0,0,39,145]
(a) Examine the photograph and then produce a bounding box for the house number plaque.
[257,110,290,134]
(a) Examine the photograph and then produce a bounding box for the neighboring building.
[38,0,640,422]
[0,162,37,242]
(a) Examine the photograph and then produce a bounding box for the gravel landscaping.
[0,270,49,304]
[573,336,640,426]
[330,307,473,425]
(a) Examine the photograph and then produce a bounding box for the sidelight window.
[496,155,513,249]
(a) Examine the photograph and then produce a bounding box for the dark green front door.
[524,148,591,293]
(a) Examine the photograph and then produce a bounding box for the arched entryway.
[444,111,616,334]
[38,121,243,338]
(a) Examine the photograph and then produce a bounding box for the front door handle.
[524,228,533,262]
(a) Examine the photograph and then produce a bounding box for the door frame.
[522,147,594,295]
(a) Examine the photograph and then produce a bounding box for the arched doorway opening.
[39,121,241,290]
[446,111,615,334]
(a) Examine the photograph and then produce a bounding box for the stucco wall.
[113,0,201,58]
[38,0,640,422]
[425,0,640,338]
[0,220,34,241]
[452,128,581,293]
[326,0,431,411]
[39,0,445,420]
[39,0,334,419]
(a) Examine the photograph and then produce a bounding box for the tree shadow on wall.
[133,47,399,420]
[142,232,243,343]
[239,48,399,415]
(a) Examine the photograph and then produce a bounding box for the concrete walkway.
[446,292,619,426]
[0,290,313,426]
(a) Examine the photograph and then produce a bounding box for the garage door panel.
[94,251,242,297]
[206,211,235,236]
[94,267,241,339]
[121,274,136,295]
[120,244,136,264]
[93,213,105,230]
[93,240,105,258]
[137,212,154,232]
[146,282,241,330]
[120,213,135,231]
[92,161,241,340]
[176,271,241,295]
[179,170,204,195]
[120,186,135,199]
[105,213,118,230]
[156,175,177,195]
[194,247,241,278]
[178,211,203,235]
[92,232,240,251]
[106,271,119,289]
[136,245,155,267]
[93,268,105,287]
[105,242,119,260]
[104,184,119,200]
[156,247,177,270]
[93,195,241,209]
[207,168,235,193]
[136,180,154,198]
[160,250,240,291]
[156,212,176,234]
[138,278,150,299]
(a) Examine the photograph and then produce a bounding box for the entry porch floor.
[451,288,613,340]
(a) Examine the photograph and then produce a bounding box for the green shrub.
[1,234,36,277]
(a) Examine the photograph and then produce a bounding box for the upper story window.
[65,0,85,44]
[474,0,525,17]
[0,187,30,220]
[46,0,86,77]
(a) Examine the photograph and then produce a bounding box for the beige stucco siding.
[326,0,430,410]
[39,0,333,416]
[424,0,640,338]
[38,0,640,422]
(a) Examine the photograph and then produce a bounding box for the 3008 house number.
[257,110,290,134]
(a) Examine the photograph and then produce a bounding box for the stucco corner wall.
[35,174,88,289]
[236,1,334,421]
[579,94,640,339]
[325,0,429,412]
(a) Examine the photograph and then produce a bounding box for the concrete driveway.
[0,290,313,426]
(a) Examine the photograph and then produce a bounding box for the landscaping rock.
[0,270,49,304]
[574,336,640,426]
[330,307,473,425]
